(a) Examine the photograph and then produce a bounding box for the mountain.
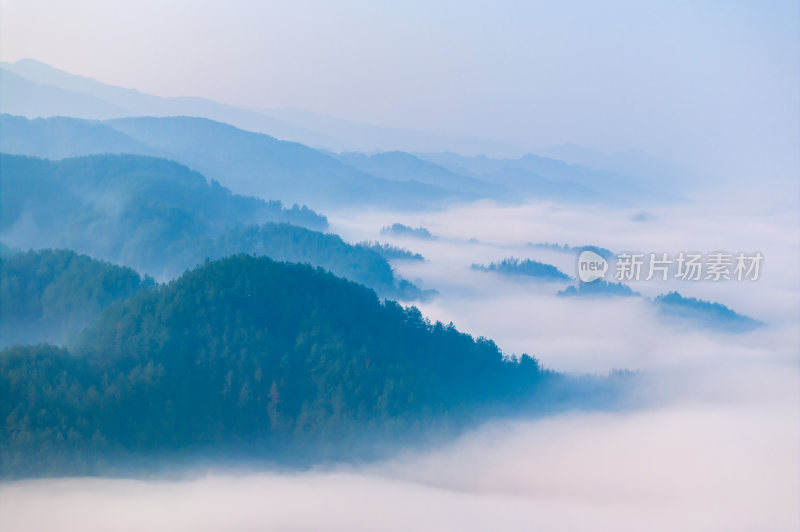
[1,59,524,154]
[260,106,523,154]
[0,114,462,210]
[555,283,762,332]
[381,223,435,239]
[478,166,612,204]
[654,291,762,332]
[0,59,334,146]
[541,143,696,192]
[0,68,128,119]
[0,153,427,298]
[211,223,431,300]
[417,152,681,205]
[0,249,153,348]
[0,113,663,209]
[0,254,577,476]
[1,60,685,208]
[105,116,455,209]
[1,59,687,204]
[337,151,511,200]
[0,114,157,159]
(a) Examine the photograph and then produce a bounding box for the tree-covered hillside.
[0,249,153,347]
[0,153,425,298]
[1,255,563,476]
[0,152,326,235]
[211,224,428,300]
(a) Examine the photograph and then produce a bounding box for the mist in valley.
[1,2,798,531]
[2,195,797,530]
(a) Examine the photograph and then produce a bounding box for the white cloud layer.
[2,198,798,531]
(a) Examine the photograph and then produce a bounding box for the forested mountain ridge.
[0,153,424,298]
[211,223,430,300]
[0,151,326,235]
[0,255,590,477]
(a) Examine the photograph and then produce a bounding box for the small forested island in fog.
[471,257,570,281]
[558,280,640,297]
[654,291,762,332]
[380,223,435,240]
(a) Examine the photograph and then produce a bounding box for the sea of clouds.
[2,197,798,531]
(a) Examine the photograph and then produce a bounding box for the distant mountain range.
[0,59,686,209]
[337,151,511,200]
[415,152,679,204]
[0,114,500,210]
[0,58,332,145]
[0,58,517,155]
[1,113,652,209]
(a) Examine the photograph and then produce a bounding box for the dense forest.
[0,153,423,298]
[0,249,153,347]
[471,257,570,281]
[0,254,629,477]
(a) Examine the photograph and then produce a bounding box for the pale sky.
[1,0,798,184]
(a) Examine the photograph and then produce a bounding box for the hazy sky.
[1,0,798,182]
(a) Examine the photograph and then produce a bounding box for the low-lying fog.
[3,198,798,531]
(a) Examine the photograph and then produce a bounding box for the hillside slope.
[1,255,559,476]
